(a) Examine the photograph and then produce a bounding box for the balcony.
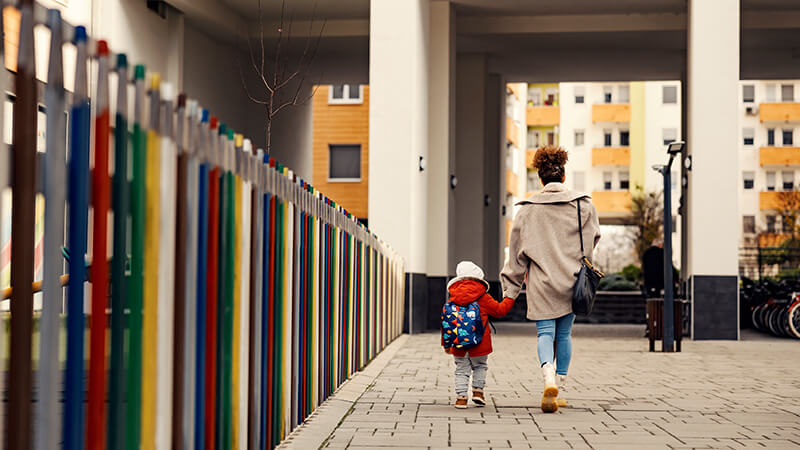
[506,116,520,148]
[759,103,800,123]
[760,147,800,166]
[760,191,783,210]
[525,149,537,169]
[759,233,791,247]
[526,106,560,126]
[592,191,632,214]
[592,103,630,123]
[592,147,630,166]
[506,169,520,197]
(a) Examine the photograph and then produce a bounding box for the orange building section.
[4,6,20,72]
[526,106,560,126]
[759,103,800,123]
[592,147,631,166]
[312,85,370,219]
[592,191,632,214]
[505,169,519,197]
[506,116,520,147]
[592,103,630,123]
[759,147,800,166]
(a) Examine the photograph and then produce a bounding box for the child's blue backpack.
[441,300,483,349]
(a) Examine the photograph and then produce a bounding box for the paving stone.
[283,325,800,449]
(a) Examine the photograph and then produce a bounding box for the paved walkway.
[281,324,800,449]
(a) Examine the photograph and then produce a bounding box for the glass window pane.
[743,128,755,145]
[574,130,584,146]
[663,86,677,104]
[782,84,794,102]
[766,84,776,102]
[742,85,755,103]
[662,128,677,146]
[767,215,776,233]
[603,86,612,103]
[743,171,754,190]
[603,171,612,190]
[783,129,793,146]
[332,85,344,99]
[767,129,775,146]
[604,130,612,147]
[767,171,776,190]
[782,170,794,190]
[618,85,629,103]
[348,84,362,99]
[620,130,630,146]
[743,216,755,234]
[329,144,361,179]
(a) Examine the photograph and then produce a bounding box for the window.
[604,129,612,147]
[782,84,794,102]
[329,84,363,104]
[766,84,776,102]
[766,171,776,191]
[743,216,755,234]
[328,144,361,180]
[767,215,777,233]
[603,171,613,191]
[783,216,794,233]
[618,85,630,103]
[574,86,585,104]
[545,88,557,106]
[742,85,755,103]
[529,130,540,148]
[603,86,612,104]
[782,171,794,190]
[620,130,630,147]
[662,128,677,146]
[547,131,555,146]
[619,171,630,190]
[783,129,793,146]
[743,128,755,146]
[768,128,775,146]
[663,86,677,104]
[527,171,542,191]
[529,90,541,106]
[573,171,585,191]
[743,171,755,190]
[574,130,584,146]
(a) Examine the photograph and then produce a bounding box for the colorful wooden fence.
[0,3,405,449]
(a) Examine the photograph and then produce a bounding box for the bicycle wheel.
[767,306,782,337]
[751,304,766,332]
[788,301,800,339]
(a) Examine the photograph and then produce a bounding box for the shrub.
[598,274,639,292]
[621,264,642,282]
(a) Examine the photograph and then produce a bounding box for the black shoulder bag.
[572,199,605,316]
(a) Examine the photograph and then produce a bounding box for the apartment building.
[509,81,683,270]
[311,84,370,223]
[739,80,800,248]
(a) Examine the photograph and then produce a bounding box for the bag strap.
[577,198,585,257]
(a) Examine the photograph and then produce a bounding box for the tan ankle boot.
[472,388,486,406]
[556,374,567,407]
[455,395,468,409]
[541,363,559,413]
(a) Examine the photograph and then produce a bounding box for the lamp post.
[652,141,685,352]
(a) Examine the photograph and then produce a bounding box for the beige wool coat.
[501,183,601,320]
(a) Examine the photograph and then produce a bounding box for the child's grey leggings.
[453,355,488,396]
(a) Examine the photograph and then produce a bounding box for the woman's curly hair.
[533,145,568,185]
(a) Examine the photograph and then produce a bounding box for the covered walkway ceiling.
[173,0,800,82]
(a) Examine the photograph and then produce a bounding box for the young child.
[442,261,515,408]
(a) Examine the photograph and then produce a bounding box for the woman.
[500,145,601,413]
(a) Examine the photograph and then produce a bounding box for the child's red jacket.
[442,280,515,357]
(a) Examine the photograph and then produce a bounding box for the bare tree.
[240,0,325,154]
[630,184,664,266]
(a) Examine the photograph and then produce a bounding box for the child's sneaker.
[472,388,486,406]
[455,395,468,409]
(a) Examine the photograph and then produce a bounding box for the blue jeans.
[535,313,575,376]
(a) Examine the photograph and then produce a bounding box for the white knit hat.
[447,260,490,291]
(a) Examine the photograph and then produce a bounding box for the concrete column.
[454,54,487,267]
[687,0,740,339]
[369,0,430,332]
[483,74,502,281]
